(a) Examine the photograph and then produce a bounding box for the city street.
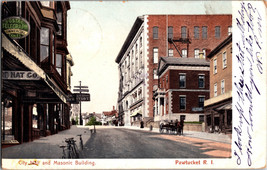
[2,126,231,159]
[82,127,230,158]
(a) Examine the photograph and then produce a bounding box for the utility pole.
[73,81,89,125]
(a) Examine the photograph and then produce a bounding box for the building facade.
[116,15,232,126]
[155,57,210,122]
[204,35,232,133]
[1,1,73,145]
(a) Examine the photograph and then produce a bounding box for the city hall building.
[1,1,74,145]
[115,14,232,126]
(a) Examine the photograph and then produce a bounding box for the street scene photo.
[2,0,234,164]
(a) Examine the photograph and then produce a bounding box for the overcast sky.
[67,1,232,114]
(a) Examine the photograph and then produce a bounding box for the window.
[40,27,50,62]
[56,54,62,75]
[168,26,173,39]
[153,48,158,63]
[199,97,205,108]
[228,26,232,35]
[221,80,225,94]
[202,49,206,59]
[214,83,217,97]
[153,69,158,79]
[213,58,217,74]
[202,26,207,39]
[153,26,158,39]
[180,97,186,110]
[194,49,200,58]
[194,26,199,39]
[223,51,227,68]
[215,26,220,38]
[140,37,142,48]
[168,49,173,57]
[52,34,55,65]
[182,49,187,58]
[56,3,63,36]
[199,115,204,122]
[179,74,186,88]
[181,26,187,38]
[198,75,205,88]
[40,1,54,8]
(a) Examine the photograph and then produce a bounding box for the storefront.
[2,33,70,145]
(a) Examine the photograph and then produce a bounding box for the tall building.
[115,15,232,126]
[1,1,73,144]
[204,35,232,133]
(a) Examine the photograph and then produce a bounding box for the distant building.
[102,106,118,125]
[116,15,232,126]
[204,35,232,133]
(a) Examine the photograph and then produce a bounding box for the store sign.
[2,17,30,39]
[67,93,90,103]
[192,107,203,112]
[2,71,40,80]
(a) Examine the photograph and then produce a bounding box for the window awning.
[2,33,67,103]
[130,110,142,117]
[215,103,232,111]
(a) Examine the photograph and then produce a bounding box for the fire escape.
[168,30,191,58]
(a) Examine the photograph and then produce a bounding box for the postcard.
[1,1,266,169]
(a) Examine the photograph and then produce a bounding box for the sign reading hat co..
[2,16,30,39]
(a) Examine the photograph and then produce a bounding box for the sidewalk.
[2,125,91,159]
[123,125,232,144]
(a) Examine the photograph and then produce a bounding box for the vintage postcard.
[1,1,266,169]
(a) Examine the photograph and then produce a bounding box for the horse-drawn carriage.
[159,120,181,135]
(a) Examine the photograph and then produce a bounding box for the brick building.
[204,35,232,133]
[1,1,73,145]
[116,15,232,126]
[155,57,210,122]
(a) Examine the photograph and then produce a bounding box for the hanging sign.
[2,16,30,39]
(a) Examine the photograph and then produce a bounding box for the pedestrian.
[180,118,184,135]
[140,119,144,128]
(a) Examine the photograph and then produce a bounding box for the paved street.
[82,127,230,158]
[2,126,231,159]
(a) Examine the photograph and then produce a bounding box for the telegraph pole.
[73,81,89,125]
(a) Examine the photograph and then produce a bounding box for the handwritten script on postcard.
[233,1,265,167]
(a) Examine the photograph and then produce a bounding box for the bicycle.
[64,137,79,158]
[77,134,83,150]
[59,145,67,159]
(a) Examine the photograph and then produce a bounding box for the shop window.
[153,26,158,39]
[32,104,38,128]
[202,26,207,39]
[40,27,50,63]
[56,54,63,75]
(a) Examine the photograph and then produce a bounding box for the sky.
[67,1,232,114]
